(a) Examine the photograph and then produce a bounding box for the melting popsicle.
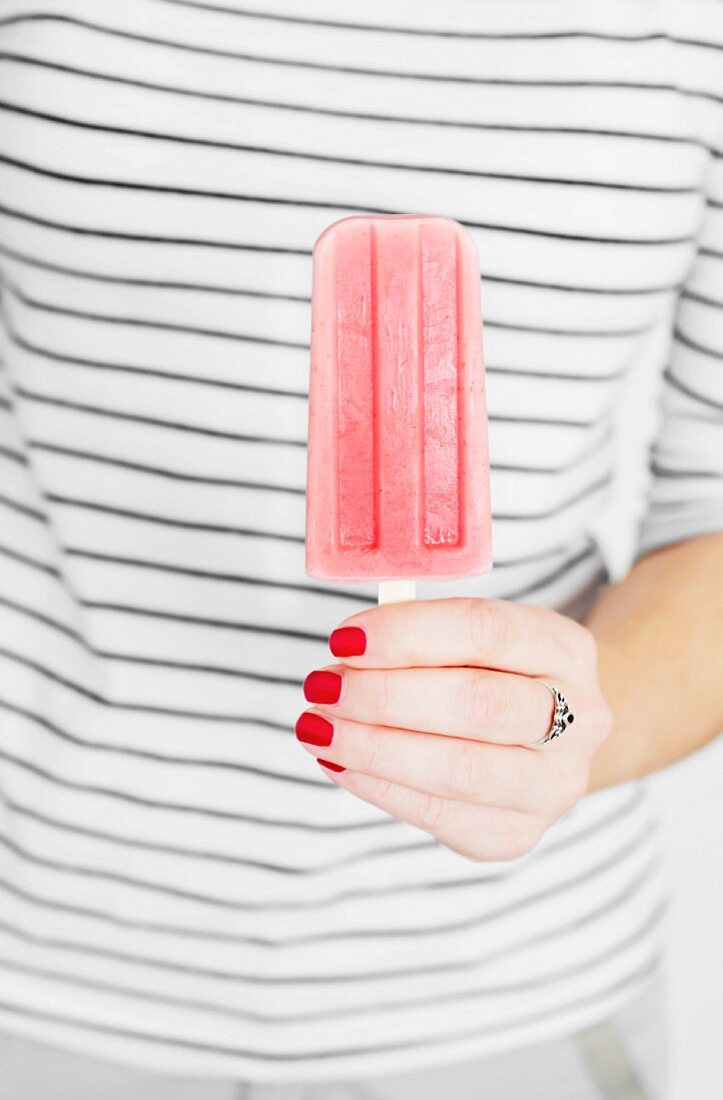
[305,214,491,597]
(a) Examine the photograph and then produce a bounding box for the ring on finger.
[532,682,575,747]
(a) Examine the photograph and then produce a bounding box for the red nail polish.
[295,712,334,748]
[329,626,367,658]
[318,759,346,773]
[304,670,342,705]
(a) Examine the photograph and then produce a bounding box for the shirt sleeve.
[635,152,723,559]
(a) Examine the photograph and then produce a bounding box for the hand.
[296,599,612,862]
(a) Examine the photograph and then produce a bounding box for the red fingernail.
[318,759,346,773]
[303,670,342,705]
[295,712,334,748]
[329,626,367,658]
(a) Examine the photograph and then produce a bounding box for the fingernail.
[318,759,346,773]
[295,712,334,748]
[303,670,342,705]
[329,626,367,658]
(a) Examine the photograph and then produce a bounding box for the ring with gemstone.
[533,683,575,746]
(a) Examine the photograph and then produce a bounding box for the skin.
[298,531,723,862]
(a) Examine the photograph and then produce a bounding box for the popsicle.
[305,214,491,600]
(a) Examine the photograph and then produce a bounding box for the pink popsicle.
[305,214,492,581]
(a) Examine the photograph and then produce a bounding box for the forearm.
[584,532,723,793]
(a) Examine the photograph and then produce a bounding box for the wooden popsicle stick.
[378,581,417,605]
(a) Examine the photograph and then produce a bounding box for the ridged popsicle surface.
[306,214,491,580]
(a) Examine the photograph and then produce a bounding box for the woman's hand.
[296,598,612,862]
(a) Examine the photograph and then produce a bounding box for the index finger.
[329,598,590,678]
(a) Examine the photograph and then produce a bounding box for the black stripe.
[126,0,723,50]
[0,829,426,913]
[0,624,302,688]
[62,548,372,601]
[17,383,603,432]
[8,281,307,349]
[0,576,322,733]
[0,582,326,654]
[31,434,609,484]
[488,363,625,380]
[0,951,664,1060]
[0,240,309,300]
[674,325,723,362]
[491,430,614,474]
[0,101,698,194]
[29,441,305,498]
[0,789,645,928]
[0,443,27,465]
[0,200,309,251]
[645,499,723,515]
[0,51,716,152]
[0,947,664,1060]
[0,743,397,833]
[0,907,664,1029]
[664,367,723,409]
[15,387,307,446]
[10,323,629,391]
[482,272,680,295]
[0,824,656,957]
[48,494,305,536]
[502,547,601,602]
[0,545,601,648]
[0,200,692,283]
[492,475,612,521]
[492,541,590,568]
[46,475,610,536]
[651,462,723,479]
[3,259,651,338]
[10,329,307,396]
[83,602,323,641]
[491,411,607,427]
[0,616,352,708]
[0,786,644,904]
[1,14,722,101]
[0,596,87,648]
[96,651,301,687]
[682,288,723,311]
[0,491,47,523]
[0,822,427,907]
[0,693,327,785]
[0,178,694,248]
[484,320,650,339]
[0,541,60,578]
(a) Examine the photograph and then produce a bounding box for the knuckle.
[372,668,394,724]
[561,617,597,666]
[468,673,509,730]
[498,817,542,861]
[416,791,448,832]
[468,599,512,659]
[358,725,388,775]
[446,742,487,800]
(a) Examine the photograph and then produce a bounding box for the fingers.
[303,664,557,747]
[328,597,592,678]
[296,710,548,809]
[314,767,540,862]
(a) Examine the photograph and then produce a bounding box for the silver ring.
[533,682,575,746]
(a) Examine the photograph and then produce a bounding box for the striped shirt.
[0,0,721,1083]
